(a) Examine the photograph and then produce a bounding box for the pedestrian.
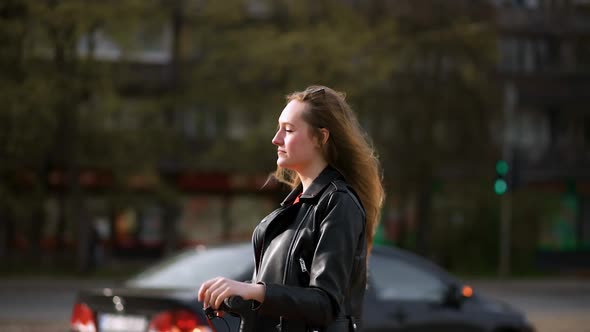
[198,85,385,331]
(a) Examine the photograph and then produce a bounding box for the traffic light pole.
[499,82,516,278]
[499,191,512,277]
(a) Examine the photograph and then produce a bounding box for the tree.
[180,0,500,256]
[363,0,500,254]
[1,0,503,269]
[0,0,178,270]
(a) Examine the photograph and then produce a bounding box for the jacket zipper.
[278,207,313,332]
[298,257,308,274]
[282,207,312,285]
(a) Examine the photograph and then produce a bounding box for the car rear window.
[370,254,446,302]
[126,244,253,289]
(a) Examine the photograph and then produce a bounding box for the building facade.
[494,0,590,269]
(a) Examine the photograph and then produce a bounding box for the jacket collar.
[280,166,343,206]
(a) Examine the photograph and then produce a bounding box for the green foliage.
[428,180,500,274]
[0,0,180,267]
[1,0,505,271]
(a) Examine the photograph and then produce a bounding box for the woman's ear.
[319,128,330,145]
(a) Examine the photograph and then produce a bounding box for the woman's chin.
[277,160,295,171]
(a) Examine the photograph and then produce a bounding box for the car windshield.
[369,253,446,302]
[126,243,253,289]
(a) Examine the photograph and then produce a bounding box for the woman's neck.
[298,160,328,193]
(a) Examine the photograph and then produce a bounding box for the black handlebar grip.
[214,296,255,332]
[223,295,249,311]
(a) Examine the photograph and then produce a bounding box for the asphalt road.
[0,278,589,331]
[468,278,590,313]
[0,279,117,322]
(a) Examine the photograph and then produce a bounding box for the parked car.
[70,242,535,332]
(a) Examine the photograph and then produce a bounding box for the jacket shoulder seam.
[328,180,364,215]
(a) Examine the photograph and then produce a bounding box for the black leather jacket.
[252,166,367,332]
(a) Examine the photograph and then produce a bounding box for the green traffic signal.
[494,178,507,195]
[496,160,509,176]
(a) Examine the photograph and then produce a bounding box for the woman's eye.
[285,129,293,133]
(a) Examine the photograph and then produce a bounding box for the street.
[0,278,589,332]
[469,279,590,332]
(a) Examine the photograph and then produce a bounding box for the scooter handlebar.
[205,296,255,332]
[220,295,250,312]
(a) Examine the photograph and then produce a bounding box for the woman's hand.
[198,277,265,309]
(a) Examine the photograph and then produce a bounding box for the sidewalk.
[527,312,590,332]
[468,278,590,332]
[0,321,68,332]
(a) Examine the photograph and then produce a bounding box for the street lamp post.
[499,81,517,278]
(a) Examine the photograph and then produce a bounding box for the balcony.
[496,7,590,34]
[518,144,590,183]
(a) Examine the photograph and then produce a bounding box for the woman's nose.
[272,131,282,146]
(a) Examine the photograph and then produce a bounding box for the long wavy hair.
[273,85,385,254]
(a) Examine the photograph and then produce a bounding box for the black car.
[70,243,535,332]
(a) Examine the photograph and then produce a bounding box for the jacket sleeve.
[257,190,365,326]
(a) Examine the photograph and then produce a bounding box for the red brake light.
[148,309,211,332]
[70,302,97,332]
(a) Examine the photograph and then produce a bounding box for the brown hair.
[273,85,385,254]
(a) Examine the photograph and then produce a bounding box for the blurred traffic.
[72,243,534,332]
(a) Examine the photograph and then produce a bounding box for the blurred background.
[1,0,590,293]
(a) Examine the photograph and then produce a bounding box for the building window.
[227,109,249,140]
[499,37,563,72]
[575,36,590,70]
[544,37,561,68]
[181,109,197,139]
[516,109,551,160]
[77,23,171,64]
[523,39,536,72]
[547,107,568,146]
[506,0,540,8]
[582,195,590,247]
[584,116,590,147]
[204,110,218,138]
[499,38,519,71]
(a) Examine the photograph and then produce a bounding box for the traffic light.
[494,160,509,195]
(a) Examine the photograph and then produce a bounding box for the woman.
[198,86,384,331]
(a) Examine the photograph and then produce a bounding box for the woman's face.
[272,100,323,173]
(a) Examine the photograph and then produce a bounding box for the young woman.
[198,86,385,331]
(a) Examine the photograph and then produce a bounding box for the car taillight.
[70,302,97,332]
[148,309,212,332]
[462,285,474,298]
